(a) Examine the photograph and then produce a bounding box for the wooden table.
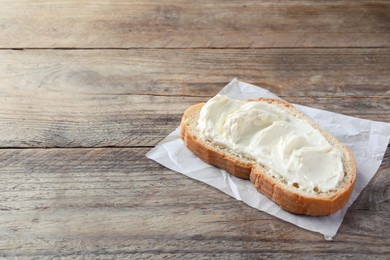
[1,1,389,258]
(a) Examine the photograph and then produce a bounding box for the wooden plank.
[0,93,389,148]
[1,49,388,148]
[0,49,389,98]
[0,148,388,258]
[0,1,389,48]
[1,44,389,147]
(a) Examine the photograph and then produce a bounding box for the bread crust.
[180,103,253,179]
[180,99,356,216]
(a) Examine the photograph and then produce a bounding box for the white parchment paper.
[146,78,390,239]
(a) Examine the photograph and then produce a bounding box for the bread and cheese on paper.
[147,79,390,238]
[180,94,356,216]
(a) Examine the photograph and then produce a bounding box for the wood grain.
[1,0,389,257]
[0,1,389,48]
[1,49,388,98]
[1,48,388,148]
[0,148,388,258]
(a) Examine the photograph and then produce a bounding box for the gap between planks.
[0,146,154,150]
[1,47,390,51]
[0,144,388,150]
[93,93,389,99]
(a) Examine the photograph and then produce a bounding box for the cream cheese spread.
[198,94,344,193]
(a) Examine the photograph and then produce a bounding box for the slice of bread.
[180,98,356,216]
